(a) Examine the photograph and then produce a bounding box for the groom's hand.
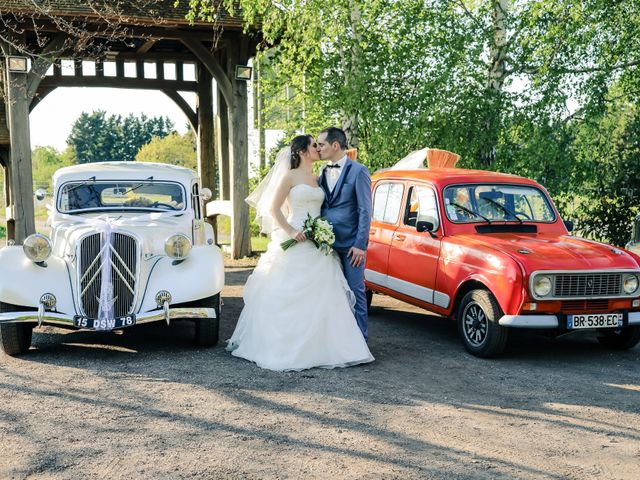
[348,246,366,267]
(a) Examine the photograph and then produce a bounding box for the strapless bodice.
[287,184,325,229]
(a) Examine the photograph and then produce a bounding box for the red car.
[365,165,640,357]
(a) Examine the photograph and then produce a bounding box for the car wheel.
[597,326,640,350]
[456,289,508,358]
[366,289,373,312]
[194,294,220,347]
[0,302,33,356]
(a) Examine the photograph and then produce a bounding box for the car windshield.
[58,181,186,213]
[443,184,556,223]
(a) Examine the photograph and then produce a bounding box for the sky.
[29,87,193,151]
[28,84,283,171]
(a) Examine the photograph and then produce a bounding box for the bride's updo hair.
[290,134,314,169]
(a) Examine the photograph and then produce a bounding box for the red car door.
[366,181,405,288]
[386,184,447,309]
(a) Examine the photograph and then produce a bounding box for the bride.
[226,135,374,371]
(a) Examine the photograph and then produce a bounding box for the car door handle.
[369,228,377,236]
[394,233,406,241]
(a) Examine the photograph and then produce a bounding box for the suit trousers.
[336,249,368,341]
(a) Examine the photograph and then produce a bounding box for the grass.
[251,235,269,252]
[0,225,5,239]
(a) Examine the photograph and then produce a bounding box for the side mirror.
[416,215,439,234]
[201,187,212,201]
[35,188,47,201]
[563,219,574,232]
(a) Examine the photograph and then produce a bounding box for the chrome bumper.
[500,312,640,328]
[499,315,559,328]
[0,307,216,329]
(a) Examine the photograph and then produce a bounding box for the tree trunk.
[479,0,509,166]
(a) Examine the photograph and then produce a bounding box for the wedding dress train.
[227,184,374,371]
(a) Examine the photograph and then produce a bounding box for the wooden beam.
[137,39,157,54]
[116,59,125,78]
[161,89,197,132]
[5,58,36,243]
[227,39,252,259]
[197,63,217,199]
[95,59,104,77]
[29,87,56,113]
[156,61,164,80]
[38,76,198,92]
[216,88,230,201]
[136,60,144,79]
[26,34,67,100]
[74,59,83,76]
[179,36,233,107]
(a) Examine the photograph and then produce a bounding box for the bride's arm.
[269,175,306,242]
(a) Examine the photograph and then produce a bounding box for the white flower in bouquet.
[281,214,335,255]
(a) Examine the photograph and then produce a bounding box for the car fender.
[137,245,224,312]
[440,242,525,316]
[0,247,77,313]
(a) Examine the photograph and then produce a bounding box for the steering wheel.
[150,201,177,210]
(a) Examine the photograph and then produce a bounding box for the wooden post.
[216,87,230,201]
[228,61,251,258]
[197,63,216,198]
[5,63,36,244]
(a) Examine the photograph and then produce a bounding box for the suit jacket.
[319,159,372,251]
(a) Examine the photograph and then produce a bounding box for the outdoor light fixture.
[7,56,28,73]
[235,65,252,81]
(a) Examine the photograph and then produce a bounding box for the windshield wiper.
[450,202,491,224]
[481,197,523,224]
[122,176,154,196]
[65,176,97,193]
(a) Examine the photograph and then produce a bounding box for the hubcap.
[463,301,488,347]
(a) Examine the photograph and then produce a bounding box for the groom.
[317,127,372,341]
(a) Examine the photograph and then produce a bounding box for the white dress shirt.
[325,155,348,192]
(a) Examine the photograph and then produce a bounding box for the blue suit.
[320,159,372,340]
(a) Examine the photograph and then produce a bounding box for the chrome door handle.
[395,234,406,241]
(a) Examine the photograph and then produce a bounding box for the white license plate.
[567,313,623,329]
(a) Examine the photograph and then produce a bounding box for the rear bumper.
[0,307,216,329]
[499,311,640,328]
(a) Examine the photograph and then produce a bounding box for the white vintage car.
[0,162,224,355]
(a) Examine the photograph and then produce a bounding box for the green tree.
[136,132,197,170]
[67,110,175,163]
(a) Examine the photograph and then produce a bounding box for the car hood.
[452,232,640,271]
[50,211,192,258]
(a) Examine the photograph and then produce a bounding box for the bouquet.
[281,214,335,255]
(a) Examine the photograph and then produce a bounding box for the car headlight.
[23,234,52,263]
[165,233,192,260]
[532,275,552,297]
[623,274,639,294]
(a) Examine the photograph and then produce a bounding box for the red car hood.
[452,232,640,272]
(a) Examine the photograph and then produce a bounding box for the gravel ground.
[1,256,639,479]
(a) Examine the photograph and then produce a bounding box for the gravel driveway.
[1,256,639,479]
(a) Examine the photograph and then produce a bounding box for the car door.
[386,184,446,308]
[365,181,405,289]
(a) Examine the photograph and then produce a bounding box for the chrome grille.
[553,273,622,298]
[79,232,138,318]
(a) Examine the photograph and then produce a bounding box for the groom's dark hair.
[320,127,348,150]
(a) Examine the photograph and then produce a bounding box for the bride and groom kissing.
[226,127,375,371]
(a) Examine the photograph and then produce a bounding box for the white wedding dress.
[227,184,374,371]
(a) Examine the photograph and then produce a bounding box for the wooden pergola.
[0,0,258,258]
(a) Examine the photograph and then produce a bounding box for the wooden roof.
[0,0,245,30]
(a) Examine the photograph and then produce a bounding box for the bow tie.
[326,163,341,169]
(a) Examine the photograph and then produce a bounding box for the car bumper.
[0,307,217,329]
[499,312,640,328]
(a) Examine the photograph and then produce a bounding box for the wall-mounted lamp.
[235,65,252,81]
[7,56,29,73]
